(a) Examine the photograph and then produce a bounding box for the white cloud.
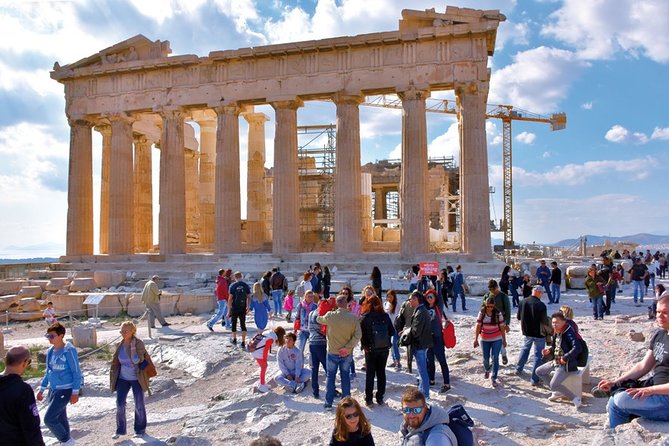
[651,127,669,140]
[496,20,531,49]
[581,102,593,110]
[605,125,649,144]
[127,0,176,24]
[542,151,551,158]
[515,131,536,144]
[428,123,460,162]
[541,0,669,62]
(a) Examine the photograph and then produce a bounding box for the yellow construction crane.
[362,95,567,248]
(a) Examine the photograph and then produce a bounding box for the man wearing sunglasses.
[0,346,45,446]
[399,386,456,445]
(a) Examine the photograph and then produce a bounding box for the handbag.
[144,352,157,378]
[400,330,412,347]
[443,320,457,348]
[293,317,301,332]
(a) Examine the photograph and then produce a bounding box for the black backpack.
[576,338,589,367]
[232,283,248,312]
[370,317,391,350]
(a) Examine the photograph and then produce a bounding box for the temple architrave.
[51,7,505,262]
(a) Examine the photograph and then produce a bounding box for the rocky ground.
[4,282,669,446]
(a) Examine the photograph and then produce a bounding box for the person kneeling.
[535,311,582,408]
[274,332,311,393]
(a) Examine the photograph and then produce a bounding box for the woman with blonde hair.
[251,280,272,331]
[329,396,374,446]
[110,321,151,439]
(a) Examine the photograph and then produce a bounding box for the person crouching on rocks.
[274,332,311,393]
[252,326,285,393]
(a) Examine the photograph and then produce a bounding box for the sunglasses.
[45,334,57,340]
[344,412,359,420]
[401,407,424,415]
[25,358,32,366]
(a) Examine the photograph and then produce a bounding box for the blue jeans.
[592,296,604,319]
[542,281,553,303]
[44,388,72,442]
[550,284,561,304]
[427,343,450,385]
[608,391,669,428]
[413,348,430,399]
[633,280,644,303]
[325,353,352,407]
[271,290,283,315]
[452,292,466,311]
[219,300,231,329]
[650,273,656,292]
[297,330,310,356]
[310,343,327,396]
[510,287,520,307]
[207,299,226,328]
[481,339,502,380]
[516,336,546,384]
[391,332,400,363]
[116,378,146,435]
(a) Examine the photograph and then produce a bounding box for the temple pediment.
[52,34,171,73]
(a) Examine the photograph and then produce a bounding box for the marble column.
[197,118,216,249]
[333,93,364,254]
[456,82,491,257]
[108,113,135,255]
[398,87,430,257]
[214,105,242,254]
[244,111,269,250]
[185,147,199,244]
[158,108,187,254]
[95,125,111,254]
[270,99,302,255]
[133,135,153,252]
[66,117,94,256]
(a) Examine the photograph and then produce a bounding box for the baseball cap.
[533,285,545,293]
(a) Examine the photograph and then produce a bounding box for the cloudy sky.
[1,0,668,258]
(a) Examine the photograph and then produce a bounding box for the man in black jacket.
[394,296,415,372]
[0,346,45,446]
[515,285,549,386]
[401,291,433,399]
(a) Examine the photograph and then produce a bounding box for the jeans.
[325,353,352,407]
[427,343,450,385]
[391,332,400,363]
[605,286,616,314]
[207,300,226,328]
[543,281,553,303]
[516,336,546,384]
[116,378,146,435]
[510,287,520,307]
[364,349,389,403]
[650,273,656,292]
[274,368,311,391]
[297,330,310,356]
[146,301,168,327]
[633,280,644,303]
[452,293,466,311]
[310,343,327,396]
[536,362,578,400]
[220,300,231,329]
[271,290,283,315]
[44,388,72,442]
[413,348,430,399]
[481,339,502,380]
[592,296,604,319]
[550,284,561,304]
[607,391,669,428]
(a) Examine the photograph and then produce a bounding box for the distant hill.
[552,233,669,247]
[0,257,57,264]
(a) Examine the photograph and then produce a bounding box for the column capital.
[154,106,189,120]
[103,111,136,125]
[332,92,365,106]
[67,115,95,127]
[270,98,303,111]
[454,81,488,97]
[94,124,111,136]
[396,85,430,102]
[133,134,151,146]
[213,104,241,116]
[243,112,270,124]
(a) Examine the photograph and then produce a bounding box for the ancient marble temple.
[51,7,505,260]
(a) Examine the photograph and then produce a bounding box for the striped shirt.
[476,310,505,342]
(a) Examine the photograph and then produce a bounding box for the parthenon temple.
[51,7,505,262]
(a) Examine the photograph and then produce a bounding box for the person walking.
[537,260,553,304]
[515,285,549,386]
[141,275,170,328]
[0,346,45,446]
[206,269,229,331]
[481,280,511,365]
[110,321,151,439]
[308,303,328,399]
[296,290,318,354]
[424,290,451,393]
[549,261,562,305]
[370,266,382,299]
[269,267,287,317]
[474,297,506,388]
[228,271,252,348]
[449,265,468,312]
[37,322,82,446]
[402,291,433,399]
[585,266,605,320]
[360,295,394,406]
[384,290,402,370]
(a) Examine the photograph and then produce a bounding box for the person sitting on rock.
[592,290,669,428]
[274,332,311,393]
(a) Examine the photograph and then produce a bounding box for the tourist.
[43,301,57,325]
[344,286,361,379]
[449,265,468,312]
[384,290,402,370]
[407,264,419,293]
[474,297,506,388]
[360,295,394,406]
[499,265,511,296]
[521,273,533,298]
[509,270,521,308]
[37,322,82,446]
[628,257,649,304]
[394,291,415,373]
[398,387,458,445]
[536,260,553,303]
[592,291,669,427]
[311,263,323,297]
[549,261,562,305]
[274,332,310,393]
[585,266,605,320]
[599,255,617,316]
[481,279,511,365]
[251,280,272,332]
[269,267,287,317]
[647,256,659,294]
[559,305,583,339]
[436,268,451,315]
[141,275,170,328]
[260,271,272,303]
[402,291,433,398]
[228,271,252,348]
[300,271,314,297]
[283,289,295,323]
[329,397,374,446]
[515,285,549,386]
[296,290,318,354]
[322,266,332,299]
[535,312,583,408]
[0,346,45,446]
[370,266,382,299]
[206,269,229,332]
[650,284,666,319]
[424,289,451,393]
[110,321,150,439]
[317,293,362,410]
[252,326,285,393]
[308,302,328,399]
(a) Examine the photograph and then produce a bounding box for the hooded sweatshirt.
[277,345,304,377]
[399,404,456,446]
[0,373,45,446]
[39,341,82,394]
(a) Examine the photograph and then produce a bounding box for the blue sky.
[0,0,668,257]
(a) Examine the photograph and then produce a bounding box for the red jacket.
[215,276,230,301]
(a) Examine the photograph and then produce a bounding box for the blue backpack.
[421,404,475,446]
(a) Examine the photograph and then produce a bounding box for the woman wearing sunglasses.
[329,396,374,445]
[474,297,507,387]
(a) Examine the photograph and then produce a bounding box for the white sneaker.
[61,438,76,446]
[111,433,121,439]
[548,392,561,402]
[572,396,582,408]
[257,383,270,393]
[295,383,305,394]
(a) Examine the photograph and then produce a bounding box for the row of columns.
[65,85,490,258]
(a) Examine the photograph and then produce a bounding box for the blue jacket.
[549,324,582,372]
[40,342,82,394]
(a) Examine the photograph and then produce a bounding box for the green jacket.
[316,308,362,355]
[482,291,511,326]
